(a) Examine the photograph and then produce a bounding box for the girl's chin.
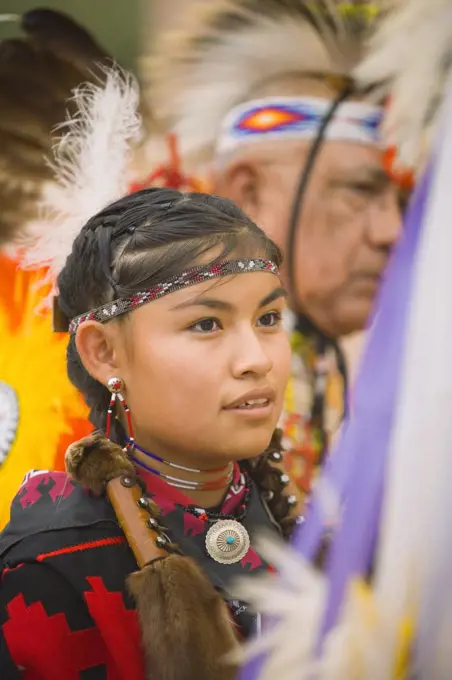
[223,434,277,462]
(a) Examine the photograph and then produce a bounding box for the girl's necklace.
[182,473,252,565]
[129,440,233,491]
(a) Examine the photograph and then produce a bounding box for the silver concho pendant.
[205,519,250,565]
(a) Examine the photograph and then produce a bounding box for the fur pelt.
[65,432,136,495]
[65,433,239,680]
[128,555,239,680]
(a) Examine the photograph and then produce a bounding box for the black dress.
[0,464,279,679]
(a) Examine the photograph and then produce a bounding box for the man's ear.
[215,161,262,221]
[75,321,120,387]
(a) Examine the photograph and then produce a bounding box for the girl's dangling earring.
[106,377,134,451]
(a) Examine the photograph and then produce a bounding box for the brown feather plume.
[0,8,111,246]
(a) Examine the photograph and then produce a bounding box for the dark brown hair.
[57,186,294,537]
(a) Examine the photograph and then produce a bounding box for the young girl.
[0,183,301,680]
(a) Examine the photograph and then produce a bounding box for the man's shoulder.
[0,470,117,559]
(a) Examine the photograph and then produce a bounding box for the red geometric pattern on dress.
[84,577,146,680]
[222,464,246,515]
[140,462,245,531]
[18,472,75,509]
[240,547,263,570]
[183,512,206,537]
[138,468,187,514]
[1,563,25,578]
[2,594,114,680]
[35,536,127,562]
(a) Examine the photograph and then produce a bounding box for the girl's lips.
[224,386,276,410]
[225,399,274,420]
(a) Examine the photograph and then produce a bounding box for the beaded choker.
[130,440,234,492]
[132,456,233,492]
[69,258,278,333]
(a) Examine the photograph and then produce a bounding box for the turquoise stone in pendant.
[205,519,250,564]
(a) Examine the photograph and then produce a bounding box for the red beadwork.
[104,379,134,444]
[117,393,134,445]
[108,377,123,394]
[105,395,116,439]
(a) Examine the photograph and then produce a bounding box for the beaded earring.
[106,377,134,450]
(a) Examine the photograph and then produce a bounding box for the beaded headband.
[68,258,279,334]
[215,96,382,160]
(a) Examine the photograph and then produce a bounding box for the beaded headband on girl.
[68,257,279,334]
[215,96,382,160]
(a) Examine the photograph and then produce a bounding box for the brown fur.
[128,555,239,680]
[65,433,241,676]
[65,433,136,495]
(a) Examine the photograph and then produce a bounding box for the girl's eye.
[190,318,221,333]
[257,311,282,328]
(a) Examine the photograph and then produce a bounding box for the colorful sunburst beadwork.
[237,106,308,134]
[216,97,383,158]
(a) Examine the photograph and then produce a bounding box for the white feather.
[143,18,334,172]
[355,0,452,170]
[142,1,368,173]
[21,67,142,288]
[232,534,328,680]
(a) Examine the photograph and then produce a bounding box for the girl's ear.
[75,321,121,386]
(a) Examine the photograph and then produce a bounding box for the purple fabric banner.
[239,167,432,680]
[318,169,431,635]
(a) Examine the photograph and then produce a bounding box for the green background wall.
[0,0,141,69]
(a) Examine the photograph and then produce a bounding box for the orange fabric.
[0,252,91,529]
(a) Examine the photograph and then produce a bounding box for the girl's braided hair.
[58,186,295,538]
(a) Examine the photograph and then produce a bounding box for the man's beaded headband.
[215,96,382,159]
[68,258,279,334]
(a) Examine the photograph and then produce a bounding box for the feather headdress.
[21,67,142,289]
[141,0,379,170]
[355,0,452,171]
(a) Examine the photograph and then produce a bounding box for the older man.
[141,0,402,498]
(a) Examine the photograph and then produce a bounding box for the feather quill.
[21,67,142,289]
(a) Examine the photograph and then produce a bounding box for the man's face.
[220,140,402,337]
